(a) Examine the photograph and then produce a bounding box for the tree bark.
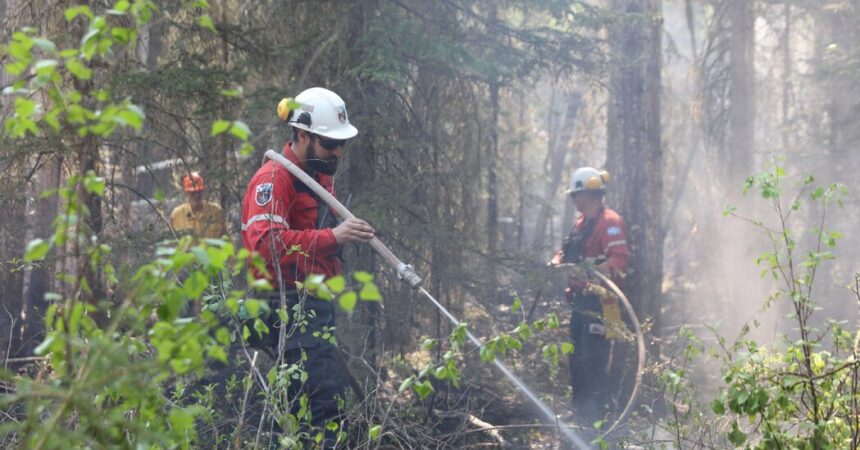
[606,0,664,358]
[728,0,755,184]
[531,91,582,258]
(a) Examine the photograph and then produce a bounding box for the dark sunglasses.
[316,136,347,150]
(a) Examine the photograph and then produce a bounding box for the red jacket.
[553,206,629,289]
[241,143,340,289]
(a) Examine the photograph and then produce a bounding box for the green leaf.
[359,283,382,302]
[354,271,373,283]
[32,38,56,53]
[239,142,255,156]
[369,425,381,440]
[33,59,58,74]
[398,377,414,392]
[198,14,216,32]
[44,107,61,131]
[168,407,197,433]
[65,5,94,21]
[546,313,559,330]
[325,275,345,293]
[338,292,357,313]
[561,342,574,355]
[216,327,231,345]
[83,173,105,195]
[208,345,227,362]
[66,58,93,80]
[24,239,50,261]
[480,344,495,363]
[728,421,747,446]
[118,104,145,130]
[112,0,131,12]
[229,121,251,141]
[413,380,434,399]
[211,120,231,136]
[277,307,289,324]
[183,271,208,299]
[305,273,325,289]
[710,399,725,415]
[220,87,243,97]
[33,334,55,356]
[111,27,132,44]
[511,297,521,312]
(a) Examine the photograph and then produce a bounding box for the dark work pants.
[568,294,629,425]
[285,344,346,448]
[251,293,347,448]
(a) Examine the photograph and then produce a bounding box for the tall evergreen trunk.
[516,91,526,252]
[821,0,860,178]
[344,0,388,358]
[487,80,499,260]
[780,2,791,152]
[728,0,755,185]
[531,91,581,257]
[606,0,663,358]
[20,159,61,353]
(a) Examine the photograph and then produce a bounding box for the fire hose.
[586,268,645,438]
[265,149,595,448]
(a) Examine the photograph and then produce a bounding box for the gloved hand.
[564,276,590,301]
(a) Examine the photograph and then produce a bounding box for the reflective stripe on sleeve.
[241,214,288,231]
[605,240,626,250]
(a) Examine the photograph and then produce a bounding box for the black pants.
[568,294,630,424]
[250,293,347,448]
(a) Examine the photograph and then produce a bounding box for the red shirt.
[241,143,340,288]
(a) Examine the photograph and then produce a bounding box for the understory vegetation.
[2,1,859,449]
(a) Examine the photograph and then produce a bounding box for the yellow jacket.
[170,202,228,239]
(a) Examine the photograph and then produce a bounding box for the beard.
[307,143,339,175]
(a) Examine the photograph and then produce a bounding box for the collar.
[583,204,605,220]
[283,142,307,172]
[282,142,332,190]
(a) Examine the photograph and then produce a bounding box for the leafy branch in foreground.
[660,163,857,449]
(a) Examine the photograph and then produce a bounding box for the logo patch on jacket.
[255,183,273,206]
[607,226,621,236]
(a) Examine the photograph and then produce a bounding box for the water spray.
[265,150,592,448]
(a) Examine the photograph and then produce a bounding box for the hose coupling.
[396,263,422,289]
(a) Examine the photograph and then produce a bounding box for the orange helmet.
[182,172,205,192]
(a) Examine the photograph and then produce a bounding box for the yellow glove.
[600,295,623,340]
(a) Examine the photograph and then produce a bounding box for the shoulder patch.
[607,226,621,236]
[255,183,273,206]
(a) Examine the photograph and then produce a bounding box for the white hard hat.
[567,166,610,195]
[290,87,359,140]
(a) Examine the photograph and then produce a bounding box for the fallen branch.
[433,409,509,447]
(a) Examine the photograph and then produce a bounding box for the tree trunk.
[20,158,62,354]
[728,0,755,185]
[531,91,582,258]
[606,0,663,358]
[822,0,860,177]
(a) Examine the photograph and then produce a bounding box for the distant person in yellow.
[170,171,228,239]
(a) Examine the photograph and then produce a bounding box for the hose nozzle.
[396,263,422,289]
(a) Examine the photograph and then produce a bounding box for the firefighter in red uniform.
[241,87,374,447]
[550,166,630,424]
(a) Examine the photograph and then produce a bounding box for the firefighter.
[170,171,228,239]
[550,166,630,424]
[241,87,374,447]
